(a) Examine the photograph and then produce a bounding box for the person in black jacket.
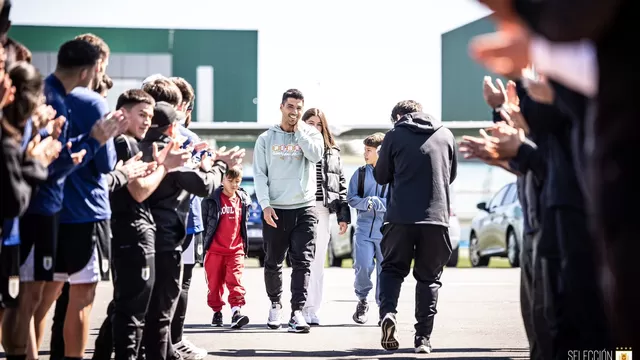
[374,100,457,354]
[138,102,221,360]
[0,62,55,318]
[465,76,610,359]
[300,108,350,325]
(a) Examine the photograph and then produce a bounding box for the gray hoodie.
[253,123,324,210]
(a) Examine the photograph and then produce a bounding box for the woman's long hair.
[301,108,335,150]
[1,61,43,140]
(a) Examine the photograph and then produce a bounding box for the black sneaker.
[231,310,250,329]
[414,336,432,354]
[211,311,223,327]
[380,313,399,351]
[352,299,369,324]
[287,310,311,333]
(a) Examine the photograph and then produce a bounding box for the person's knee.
[69,283,97,309]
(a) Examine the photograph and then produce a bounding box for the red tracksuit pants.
[204,252,246,312]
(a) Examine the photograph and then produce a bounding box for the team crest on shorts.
[43,256,53,271]
[8,276,19,299]
[141,266,150,281]
[102,259,110,272]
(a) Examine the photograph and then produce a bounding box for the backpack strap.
[357,165,366,198]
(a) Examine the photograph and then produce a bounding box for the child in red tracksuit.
[202,167,251,329]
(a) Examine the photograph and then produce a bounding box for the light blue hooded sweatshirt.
[253,123,324,210]
[347,164,387,240]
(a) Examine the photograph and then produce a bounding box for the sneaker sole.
[231,315,250,329]
[352,312,368,325]
[210,323,223,327]
[287,325,311,333]
[380,317,399,351]
[267,322,281,329]
[415,345,432,354]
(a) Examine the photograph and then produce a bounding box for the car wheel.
[469,233,489,267]
[506,229,520,268]
[447,246,459,267]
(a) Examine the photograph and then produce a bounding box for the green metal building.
[9,26,259,123]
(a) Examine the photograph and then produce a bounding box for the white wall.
[12,0,490,124]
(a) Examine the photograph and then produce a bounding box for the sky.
[12,0,491,125]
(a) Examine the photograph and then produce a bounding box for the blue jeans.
[353,235,383,305]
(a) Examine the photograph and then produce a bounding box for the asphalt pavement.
[8,265,529,359]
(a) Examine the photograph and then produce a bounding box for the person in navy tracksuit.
[56,84,117,360]
[2,40,118,360]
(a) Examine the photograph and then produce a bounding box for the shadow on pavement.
[207,347,529,359]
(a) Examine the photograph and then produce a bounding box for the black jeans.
[378,223,451,338]
[520,230,552,360]
[92,300,115,360]
[539,208,611,359]
[144,250,182,360]
[171,261,195,344]
[262,206,317,313]
[49,282,69,360]
[112,248,155,360]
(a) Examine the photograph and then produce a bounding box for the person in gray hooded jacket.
[252,89,324,334]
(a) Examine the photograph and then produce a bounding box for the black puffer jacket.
[319,145,351,224]
[202,187,251,254]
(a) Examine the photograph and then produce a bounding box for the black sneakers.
[211,311,223,327]
[231,310,250,329]
[352,299,369,324]
[380,313,399,351]
[414,335,432,353]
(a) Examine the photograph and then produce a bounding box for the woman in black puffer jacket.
[300,108,351,325]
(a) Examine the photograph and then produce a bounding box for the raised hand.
[27,135,63,167]
[90,111,127,145]
[66,142,88,165]
[487,125,526,159]
[153,141,190,171]
[216,146,245,167]
[483,76,507,108]
[193,141,209,153]
[0,47,15,109]
[524,74,555,105]
[469,25,531,78]
[499,103,530,134]
[33,103,57,130]
[45,116,66,139]
[116,152,157,180]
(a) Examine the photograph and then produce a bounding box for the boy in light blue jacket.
[347,133,386,325]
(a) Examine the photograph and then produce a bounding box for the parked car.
[468,182,523,267]
[239,177,267,265]
[447,209,461,267]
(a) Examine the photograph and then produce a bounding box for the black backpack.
[357,165,387,198]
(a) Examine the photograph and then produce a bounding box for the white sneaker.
[288,310,311,333]
[305,311,320,326]
[174,338,207,360]
[267,302,282,329]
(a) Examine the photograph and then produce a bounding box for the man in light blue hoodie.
[347,133,386,326]
[253,89,324,334]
